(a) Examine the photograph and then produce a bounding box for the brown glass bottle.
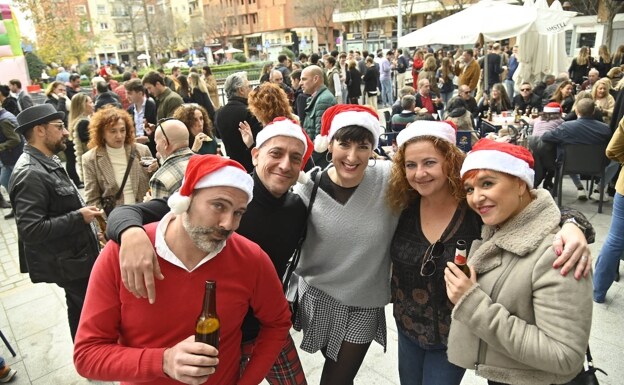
[454,240,471,278]
[195,280,220,349]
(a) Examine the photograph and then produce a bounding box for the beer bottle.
[454,240,471,277]
[195,280,220,349]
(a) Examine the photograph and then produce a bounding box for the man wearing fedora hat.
[8,104,103,341]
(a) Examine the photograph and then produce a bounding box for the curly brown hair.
[87,105,136,149]
[386,136,466,213]
[248,82,293,125]
[172,103,213,146]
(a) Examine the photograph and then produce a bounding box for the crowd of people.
[0,40,623,385]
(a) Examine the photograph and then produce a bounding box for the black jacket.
[128,98,158,156]
[95,91,122,111]
[190,89,216,123]
[346,68,362,99]
[363,66,379,93]
[9,145,99,283]
[512,93,542,112]
[214,96,262,173]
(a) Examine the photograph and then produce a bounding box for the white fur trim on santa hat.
[329,110,380,149]
[543,105,561,113]
[314,134,330,153]
[256,119,308,152]
[460,149,535,187]
[396,122,456,147]
[167,165,254,215]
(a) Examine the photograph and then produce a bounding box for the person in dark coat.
[346,60,362,104]
[363,57,379,110]
[214,72,262,172]
[0,85,20,116]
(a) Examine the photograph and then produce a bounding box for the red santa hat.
[168,155,254,215]
[396,121,457,147]
[255,117,314,183]
[460,139,535,187]
[314,104,381,153]
[543,102,562,113]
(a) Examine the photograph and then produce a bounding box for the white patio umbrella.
[137,53,149,60]
[398,0,575,48]
[225,47,243,53]
[514,0,540,88]
[532,0,552,75]
[549,0,571,75]
[213,48,225,55]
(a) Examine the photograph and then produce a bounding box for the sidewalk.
[0,178,622,384]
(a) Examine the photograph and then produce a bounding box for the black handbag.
[100,147,136,217]
[565,346,607,385]
[282,170,321,322]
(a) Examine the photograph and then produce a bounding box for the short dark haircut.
[362,50,369,58]
[122,71,132,82]
[202,65,213,76]
[464,49,474,57]
[96,81,109,94]
[8,79,21,88]
[576,98,595,117]
[0,85,10,97]
[298,53,308,61]
[310,53,320,64]
[398,49,403,55]
[326,56,336,66]
[142,71,165,86]
[172,66,179,72]
[69,74,81,82]
[290,69,302,81]
[278,54,287,63]
[330,50,339,58]
[332,125,375,146]
[124,78,145,93]
[157,68,165,75]
[339,52,347,59]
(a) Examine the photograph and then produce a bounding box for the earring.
[326,151,332,163]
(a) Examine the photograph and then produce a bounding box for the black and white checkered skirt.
[293,278,387,362]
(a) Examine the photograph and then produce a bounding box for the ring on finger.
[581,255,588,261]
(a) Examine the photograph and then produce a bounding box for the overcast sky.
[5,1,36,42]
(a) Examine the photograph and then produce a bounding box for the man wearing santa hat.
[73,154,292,385]
[103,118,315,385]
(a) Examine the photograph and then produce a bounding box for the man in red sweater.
[74,155,292,385]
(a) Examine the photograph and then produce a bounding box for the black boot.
[0,194,10,209]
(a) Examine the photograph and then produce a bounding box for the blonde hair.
[188,72,209,94]
[577,47,590,66]
[591,78,612,100]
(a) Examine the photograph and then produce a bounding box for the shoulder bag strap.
[282,169,321,289]
[114,146,136,201]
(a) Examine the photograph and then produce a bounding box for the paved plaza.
[0,177,622,385]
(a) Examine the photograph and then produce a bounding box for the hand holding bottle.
[163,335,218,385]
[444,262,477,305]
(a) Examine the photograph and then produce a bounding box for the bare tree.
[565,0,624,50]
[339,0,375,47]
[203,9,235,49]
[295,0,336,51]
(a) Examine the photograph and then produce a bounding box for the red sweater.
[74,223,291,385]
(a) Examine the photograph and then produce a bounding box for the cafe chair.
[553,143,610,213]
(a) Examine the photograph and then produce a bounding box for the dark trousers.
[57,278,89,341]
[63,141,81,185]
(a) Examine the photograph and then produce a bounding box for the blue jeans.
[397,328,465,385]
[381,78,393,106]
[593,192,624,302]
[0,165,14,191]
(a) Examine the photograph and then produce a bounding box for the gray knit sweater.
[293,161,399,308]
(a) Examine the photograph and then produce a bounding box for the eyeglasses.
[47,122,66,131]
[157,117,173,144]
[420,241,445,277]
[521,88,531,92]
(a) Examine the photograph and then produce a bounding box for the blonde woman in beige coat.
[445,139,592,385]
[82,106,156,211]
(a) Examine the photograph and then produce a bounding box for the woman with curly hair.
[421,56,440,96]
[68,93,94,181]
[172,103,218,154]
[247,82,296,126]
[82,106,155,212]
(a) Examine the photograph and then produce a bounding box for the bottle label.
[455,254,467,265]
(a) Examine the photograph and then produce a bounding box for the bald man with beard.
[148,119,194,200]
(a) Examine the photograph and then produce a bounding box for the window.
[81,21,91,32]
[147,5,155,14]
[120,42,130,50]
[100,22,109,30]
[577,33,596,50]
[75,5,87,15]
[97,5,106,14]
[251,13,257,24]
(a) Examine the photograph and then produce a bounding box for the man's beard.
[183,215,232,254]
